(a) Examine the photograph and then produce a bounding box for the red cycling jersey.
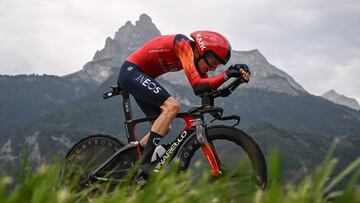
[127,34,226,90]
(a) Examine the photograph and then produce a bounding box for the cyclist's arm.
[174,34,226,90]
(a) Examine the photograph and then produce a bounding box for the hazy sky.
[1,0,359,101]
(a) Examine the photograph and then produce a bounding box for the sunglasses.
[203,55,220,69]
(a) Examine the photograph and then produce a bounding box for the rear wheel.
[177,126,267,189]
[62,134,137,190]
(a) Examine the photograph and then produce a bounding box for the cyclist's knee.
[161,97,180,116]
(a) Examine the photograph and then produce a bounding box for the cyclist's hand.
[225,64,251,82]
[238,64,251,82]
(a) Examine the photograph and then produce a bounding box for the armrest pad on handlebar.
[219,89,232,97]
[208,78,244,99]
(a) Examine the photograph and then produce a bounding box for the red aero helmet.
[190,30,231,65]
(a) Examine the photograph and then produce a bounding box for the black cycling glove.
[225,64,251,82]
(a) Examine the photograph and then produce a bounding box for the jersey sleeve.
[173,34,226,90]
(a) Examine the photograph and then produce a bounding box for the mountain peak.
[326,89,337,94]
[124,20,133,27]
[137,13,153,25]
[64,14,161,86]
[90,13,160,63]
[248,49,261,54]
[229,49,307,96]
[323,89,344,98]
[322,89,360,110]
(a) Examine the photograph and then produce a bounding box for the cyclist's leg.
[118,61,180,181]
[118,61,179,147]
[151,97,179,135]
[136,97,179,182]
[134,96,179,147]
[134,99,172,146]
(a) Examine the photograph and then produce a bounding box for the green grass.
[1,142,359,203]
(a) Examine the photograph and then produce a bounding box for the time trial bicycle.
[62,78,268,190]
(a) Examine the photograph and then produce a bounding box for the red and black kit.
[117,34,227,115]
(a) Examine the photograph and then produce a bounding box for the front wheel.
[177,125,267,189]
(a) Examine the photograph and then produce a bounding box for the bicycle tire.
[177,125,267,189]
[62,134,137,189]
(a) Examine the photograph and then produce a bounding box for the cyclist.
[117,30,251,182]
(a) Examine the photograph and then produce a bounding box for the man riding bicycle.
[117,30,251,181]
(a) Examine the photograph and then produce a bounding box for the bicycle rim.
[177,125,267,189]
[63,134,136,190]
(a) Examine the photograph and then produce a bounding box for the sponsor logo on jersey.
[127,66,133,71]
[135,75,162,94]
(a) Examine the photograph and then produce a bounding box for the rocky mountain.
[0,74,95,142]
[0,139,17,164]
[321,89,360,111]
[1,14,359,179]
[64,14,161,86]
[230,50,308,96]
